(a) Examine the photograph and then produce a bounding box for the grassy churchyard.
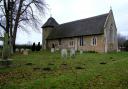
[0,51,128,89]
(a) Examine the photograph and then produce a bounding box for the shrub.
[36,42,41,51]
[15,45,32,49]
[31,42,36,51]
[124,40,128,51]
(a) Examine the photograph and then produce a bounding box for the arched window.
[109,24,114,43]
[91,36,97,46]
[70,41,74,46]
[80,36,84,46]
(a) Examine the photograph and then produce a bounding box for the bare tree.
[0,0,46,57]
[117,34,126,50]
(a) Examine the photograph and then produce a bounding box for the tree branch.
[0,22,6,31]
[20,1,33,15]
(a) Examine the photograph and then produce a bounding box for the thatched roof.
[43,13,109,39]
[42,17,59,28]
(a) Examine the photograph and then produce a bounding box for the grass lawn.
[0,51,128,89]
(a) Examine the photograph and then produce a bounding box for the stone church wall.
[46,34,105,53]
[104,11,118,52]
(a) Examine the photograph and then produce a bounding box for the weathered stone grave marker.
[23,49,29,55]
[20,48,24,54]
[51,48,55,53]
[15,48,20,52]
[61,49,67,59]
[70,48,75,58]
[80,50,83,54]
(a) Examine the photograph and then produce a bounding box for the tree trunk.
[10,36,13,54]
[1,33,12,66]
[12,0,24,53]
[12,37,16,52]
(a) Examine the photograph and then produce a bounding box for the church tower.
[42,17,58,49]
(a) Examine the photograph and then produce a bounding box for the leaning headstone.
[80,50,83,54]
[51,48,55,53]
[61,49,68,59]
[70,48,75,58]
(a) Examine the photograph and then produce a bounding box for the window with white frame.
[91,36,97,46]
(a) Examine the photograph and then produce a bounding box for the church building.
[42,10,118,53]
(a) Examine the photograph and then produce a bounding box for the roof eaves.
[46,33,104,40]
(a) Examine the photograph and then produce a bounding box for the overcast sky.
[7,0,128,44]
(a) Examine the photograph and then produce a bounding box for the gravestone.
[20,48,24,54]
[26,49,30,52]
[80,50,83,54]
[55,48,59,51]
[70,48,75,58]
[15,48,19,52]
[117,49,120,52]
[23,49,28,55]
[61,49,67,59]
[51,48,55,53]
